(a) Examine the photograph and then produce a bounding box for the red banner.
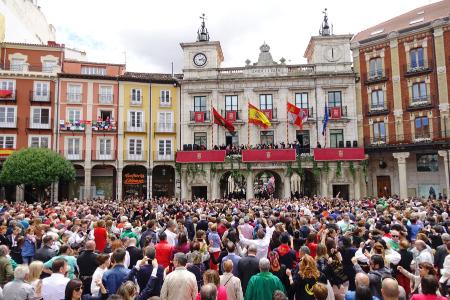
[242,149,296,162]
[176,150,226,163]
[226,111,236,122]
[314,148,365,161]
[194,111,205,123]
[330,107,342,119]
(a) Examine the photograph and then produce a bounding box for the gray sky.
[39,0,438,73]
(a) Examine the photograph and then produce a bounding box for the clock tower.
[180,14,224,79]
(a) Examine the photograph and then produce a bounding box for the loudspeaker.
[183,144,188,151]
[353,140,358,148]
[346,141,351,148]
[338,141,344,148]
[187,144,193,151]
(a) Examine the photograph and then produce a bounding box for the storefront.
[91,165,116,199]
[123,165,147,199]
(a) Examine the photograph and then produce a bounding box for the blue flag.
[322,104,329,136]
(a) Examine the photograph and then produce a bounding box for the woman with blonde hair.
[116,281,138,300]
[286,255,327,300]
[29,260,43,299]
[196,269,228,300]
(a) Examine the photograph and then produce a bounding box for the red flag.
[212,107,235,133]
[287,102,307,129]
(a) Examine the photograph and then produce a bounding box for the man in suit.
[435,233,450,273]
[34,235,56,263]
[129,246,164,299]
[77,240,98,295]
[237,244,260,294]
[126,238,143,269]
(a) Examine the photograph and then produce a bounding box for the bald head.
[127,238,137,247]
[382,278,399,300]
[85,240,96,251]
[355,273,369,288]
[247,245,257,255]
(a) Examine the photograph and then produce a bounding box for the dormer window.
[81,66,106,75]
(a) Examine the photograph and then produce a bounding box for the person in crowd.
[164,220,178,247]
[268,251,289,293]
[274,233,296,269]
[200,283,217,300]
[352,254,391,300]
[208,223,222,271]
[397,261,436,295]
[237,244,260,294]
[396,239,413,298]
[311,282,328,300]
[64,278,107,300]
[0,245,13,286]
[187,247,207,290]
[77,240,98,294]
[410,275,447,300]
[29,260,44,299]
[154,232,173,269]
[35,235,56,263]
[245,257,286,300]
[43,244,78,279]
[2,264,35,299]
[125,238,143,269]
[344,273,380,300]
[174,233,190,255]
[221,242,241,276]
[239,225,274,260]
[220,259,244,300]
[196,269,227,300]
[286,254,326,300]
[42,258,70,300]
[21,227,36,264]
[91,254,110,296]
[381,278,399,300]
[102,248,130,296]
[140,220,159,248]
[434,233,450,273]
[272,290,289,300]
[116,281,138,300]
[160,252,198,300]
[93,220,108,253]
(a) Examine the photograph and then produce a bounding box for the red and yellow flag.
[248,103,271,128]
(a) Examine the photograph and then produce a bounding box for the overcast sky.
[38,0,439,73]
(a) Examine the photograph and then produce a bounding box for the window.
[33,82,50,101]
[328,91,342,108]
[259,94,273,110]
[0,107,16,127]
[260,131,274,145]
[225,95,238,111]
[330,129,344,148]
[410,48,424,69]
[160,90,171,106]
[295,93,308,109]
[67,138,81,159]
[131,88,142,104]
[0,136,15,149]
[30,136,49,148]
[417,154,438,172]
[128,138,143,159]
[99,86,113,103]
[412,82,427,101]
[11,58,25,71]
[81,66,106,75]
[0,80,14,92]
[129,111,143,130]
[157,112,173,132]
[42,60,57,73]
[32,108,50,129]
[225,132,239,147]
[68,109,81,123]
[67,84,82,103]
[415,116,430,139]
[372,122,386,142]
[158,139,172,160]
[194,132,207,148]
[371,90,384,108]
[99,138,112,159]
[194,96,207,111]
[369,57,383,78]
[100,110,112,121]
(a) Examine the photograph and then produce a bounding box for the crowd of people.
[0,195,448,300]
[210,140,315,156]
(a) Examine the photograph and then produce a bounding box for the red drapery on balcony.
[314,148,365,161]
[241,149,296,162]
[176,150,226,163]
[0,90,12,98]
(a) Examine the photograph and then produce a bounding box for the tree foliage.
[0,148,75,188]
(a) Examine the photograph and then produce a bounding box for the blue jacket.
[21,237,35,257]
[102,264,130,295]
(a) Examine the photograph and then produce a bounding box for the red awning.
[176,150,226,163]
[0,90,12,98]
[314,148,365,161]
[241,149,296,162]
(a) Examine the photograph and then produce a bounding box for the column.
[175,169,181,199]
[211,173,219,200]
[284,175,291,199]
[84,167,92,200]
[438,150,450,197]
[52,182,59,203]
[146,168,151,200]
[117,167,122,201]
[354,166,361,200]
[393,152,410,200]
[246,172,254,200]
[181,171,188,200]
[16,185,24,202]
[320,172,328,198]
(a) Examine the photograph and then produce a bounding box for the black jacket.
[237,255,260,294]
[126,246,143,269]
[77,250,98,276]
[139,229,158,248]
[34,245,56,263]
[435,244,449,270]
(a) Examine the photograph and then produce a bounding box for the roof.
[1,41,64,49]
[353,0,450,43]
[64,59,125,67]
[120,72,182,83]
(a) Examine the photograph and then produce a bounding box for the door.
[377,176,391,197]
[296,130,310,154]
[192,186,207,200]
[332,184,349,200]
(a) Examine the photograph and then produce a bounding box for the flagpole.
[286,102,289,144]
[211,107,214,150]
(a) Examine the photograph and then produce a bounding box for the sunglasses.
[75,286,83,292]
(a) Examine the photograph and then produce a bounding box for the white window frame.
[160,90,171,106]
[0,106,17,128]
[131,88,142,105]
[67,108,82,123]
[81,66,106,75]
[0,135,16,149]
[99,85,113,104]
[157,138,173,160]
[29,135,51,149]
[66,137,82,160]
[157,111,173,132]
[11,58,26,71]
[30,107,51,129]
[67,83,82,103]
[0,80,15,93]
[42,60,57,73]
[33,81,50,101]
[128,110,144,132]
[98,137,113,160]
[128,137,143,160]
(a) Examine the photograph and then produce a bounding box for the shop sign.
[124,173,145,185]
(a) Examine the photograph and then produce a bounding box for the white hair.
[259,258,270,272]
[14,264,29,280]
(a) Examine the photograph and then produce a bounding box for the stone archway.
[152,165,175,198]
[254,170,282,199]
[219,171,246,199]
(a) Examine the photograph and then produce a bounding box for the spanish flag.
[248,103,271,128]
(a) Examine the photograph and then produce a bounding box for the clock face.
[193,53,207,67]
[324,46,342,62]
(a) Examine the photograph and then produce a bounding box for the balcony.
[124,122,147,133]
[0,89,16,102]
[154,122,176,133]
[328,106,348,119]
[367,104,389,116]
[176,150,226,163]
[407,95,434,111]
[98,94,114,104]
[189,111,211,124]
[27,118,52,130]
[365,69,388,85]
[91,149,117,161]
[153,152,174,161]
[125,151,147,161]
[29,91,51,103]
[0,63,61,73]
[59,150,85,161]
[59,121,86,131]
[92,119,117,132]
[221,110,244,123]
[66,93,83,104]
[404,59,433,77]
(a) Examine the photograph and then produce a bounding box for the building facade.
[177,19,366,201]
[352,0,450,199]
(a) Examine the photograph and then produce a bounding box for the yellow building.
[118,73,179,200]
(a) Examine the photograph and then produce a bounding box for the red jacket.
[155,240,174,268]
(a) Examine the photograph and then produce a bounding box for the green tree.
[0,148,75,201]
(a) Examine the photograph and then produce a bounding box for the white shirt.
[42,273,70,300]
[165,229,177,246]
[91,267,107,296]
[239,226,275,260]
